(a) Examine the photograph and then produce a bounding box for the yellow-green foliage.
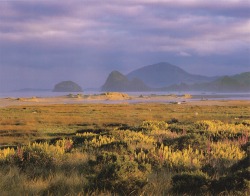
[0,147,15,160]
[210,141,246,161]
[112,129,155,145]
[158,145,205,168]
[26,139,73,157]
[0,139,73,166]
[150,128,178,138]
[76,132,97,137]
[0,102,250,196]
[241,120,250,126]
[134,143,205,169]
[141,120,168,132]
[195,120,250,134]
[83,135,115,148]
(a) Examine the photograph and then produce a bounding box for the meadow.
[0,102,249,195]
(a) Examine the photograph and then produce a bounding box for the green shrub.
[99,141,129,152]
[195,120,249,141]
[241,120,250,126]
[163,133,207,151]
[230,155,250,172]
[241,141,250,154]
[141,121,168,134]
[10,147,54,178]
[210,169,250,194]
[201,164,217,177]
[171,171,209,194]
[167,118,179,124]
[87,152,149,195]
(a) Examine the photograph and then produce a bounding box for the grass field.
[0,102,249,195]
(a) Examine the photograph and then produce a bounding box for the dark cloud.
[5,1,71,21]
[148,1,250,18]
[0,0,249,91]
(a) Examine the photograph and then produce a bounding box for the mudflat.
[0,92,249,107]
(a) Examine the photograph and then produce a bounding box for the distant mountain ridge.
[164,72,250,92]
[102,62,249,92]
[127,62,216,88]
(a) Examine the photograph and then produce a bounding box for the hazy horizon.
[0,0,249,91]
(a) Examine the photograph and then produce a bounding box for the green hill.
[101,71,151,92]
[211,72,250,91]
[126,62,216,87]
[102,62,249,92]
[164,72,250,92]
[53,81,83,92]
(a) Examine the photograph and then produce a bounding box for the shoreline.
[0,92,249,107]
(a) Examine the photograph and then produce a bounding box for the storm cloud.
[0,0,249,91]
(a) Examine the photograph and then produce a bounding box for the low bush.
[87,151,150,195]
[163,133,207,151]
[210,169,250,194]
[171,171,209,194]
[141,120,168,134]
[10,147,54,178]
[230,155,249,172]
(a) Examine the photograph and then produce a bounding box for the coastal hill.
[101,62,249,92]
[126,62,216,88]
[53,81,83,92]
[101,71,151,92]
[209,72,250,91]
[164,72,250,92]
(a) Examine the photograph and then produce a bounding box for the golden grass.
[0,103,249,146]
[0,101,249,195]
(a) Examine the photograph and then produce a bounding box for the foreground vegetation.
[0,103,249,195]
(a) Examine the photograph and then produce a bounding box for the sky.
[0,0,249,91]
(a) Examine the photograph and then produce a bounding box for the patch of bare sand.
[101,92,130,100]
[20,97,39,102]
[186,100,250,106]
[0,92,131,107]
[83,92,131,100]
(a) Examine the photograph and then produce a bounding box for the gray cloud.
[0,0,249,91]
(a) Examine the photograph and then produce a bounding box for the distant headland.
[53,81,83,92]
